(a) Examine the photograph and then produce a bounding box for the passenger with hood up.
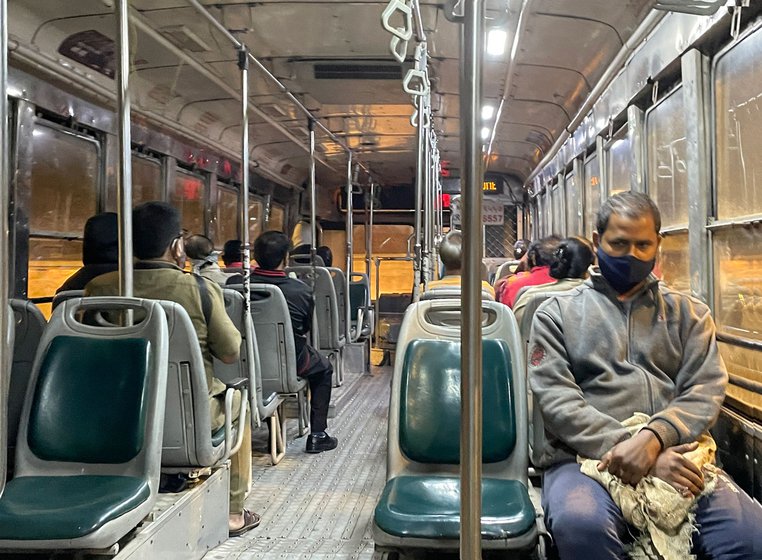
[56,212,119,293]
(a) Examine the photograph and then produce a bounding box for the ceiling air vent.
[314,63,402,80]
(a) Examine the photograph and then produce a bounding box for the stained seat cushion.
[374,475,535,540]
[0,475,150,540]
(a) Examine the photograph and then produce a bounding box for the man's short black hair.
[222,240,242,265]
[254,231,291,270]
[133,201,182,260]
[596,191,661,235]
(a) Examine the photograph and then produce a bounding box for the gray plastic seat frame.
[247,283,310,437]
[286,265,346,387]
[374,298,537,552]
[215,289,287,465]
[159,300,248,472]
[8,300,46,462]
[420,285,495,301]
[349,272,373,341]
[2,297,169,550]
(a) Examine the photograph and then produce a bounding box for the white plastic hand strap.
[390,35,408,63]
[381,0,413,41]
[403,68,429,96]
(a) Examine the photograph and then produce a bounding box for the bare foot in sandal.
[229,509,261,537]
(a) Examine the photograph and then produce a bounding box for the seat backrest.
[157,300,222,468]
[52,290,85,311]
[420,286,495,301]
[327,267,347,340]
[513,286,580,466]
[248,283,306,395]
[387,299,527,483]
[289,254,325,267]
[15,297,168,487]
[495,260,519,282]
[9,300,46,451]
[399,339,516,464]
[349,273,373,336]
[214,289,276,421]
[286,265,342,350]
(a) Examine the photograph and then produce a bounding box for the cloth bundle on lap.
[579,413,717,560]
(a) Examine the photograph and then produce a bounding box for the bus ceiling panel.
[201,3,408,59]
[500,99,567,141]
[531,0,656,43]
[517,13,623,87]
[509,64,592,118]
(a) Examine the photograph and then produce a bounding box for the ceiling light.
[481,127,491,141]
[486,29,507,56]
[481,105,495,120]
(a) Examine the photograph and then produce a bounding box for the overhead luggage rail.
[0,297,168,550]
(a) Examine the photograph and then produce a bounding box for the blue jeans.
[542,461,762,560]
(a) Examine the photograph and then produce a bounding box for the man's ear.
[592,231,600,250]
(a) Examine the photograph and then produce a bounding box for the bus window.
[565,171,581,235]
[132,155,162,205]
[352,224,414,296]
[249,197,263,242]
[26,122,99,312]
[268,203,286,232]
[659,233,690,294]
[583,154,601,239]
[551,182,564,235]
[172,170,205,235]
[215,186,238,247]
[606,127,631,196]
[716,29,762,220]
[646,85,689,292]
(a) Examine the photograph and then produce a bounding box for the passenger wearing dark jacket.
[228,231,337,454]
[529,192,762,559]
[56,212,119,293]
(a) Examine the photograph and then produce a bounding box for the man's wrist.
[639,426,665,452]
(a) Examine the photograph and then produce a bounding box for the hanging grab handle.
[403,68,429,96]
[381,0,414,41]
[389,35,408,63]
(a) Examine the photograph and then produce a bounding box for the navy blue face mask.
[596,247,655,294]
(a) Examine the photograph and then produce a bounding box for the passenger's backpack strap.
[193,274,213,326]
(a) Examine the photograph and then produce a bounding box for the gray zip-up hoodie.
[528,271,727,468]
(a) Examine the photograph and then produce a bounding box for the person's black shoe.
[305,432,338,453]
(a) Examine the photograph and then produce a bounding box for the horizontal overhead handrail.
[186,0,376,183]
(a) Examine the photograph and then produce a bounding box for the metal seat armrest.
[222,387,249,461]
[224,377,248,391]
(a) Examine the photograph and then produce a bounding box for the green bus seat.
[373,299,537,553]
[0,297,168,550]
[374,475,535,540]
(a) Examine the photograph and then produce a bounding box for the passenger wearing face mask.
[85,201,260,537]
[527,192,762,559]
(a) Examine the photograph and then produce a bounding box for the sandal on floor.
[229,509,261,537]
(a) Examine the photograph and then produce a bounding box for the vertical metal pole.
[365,183,373,279]
[413,95,425,301]
[0,0,10,498]
[239,47,251,309]
[309,119,318,266]
[422,112,432,287]
[345,154,353,343]
[682,49,711,304]
[116,0,133,299]
[459,0,484,557]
